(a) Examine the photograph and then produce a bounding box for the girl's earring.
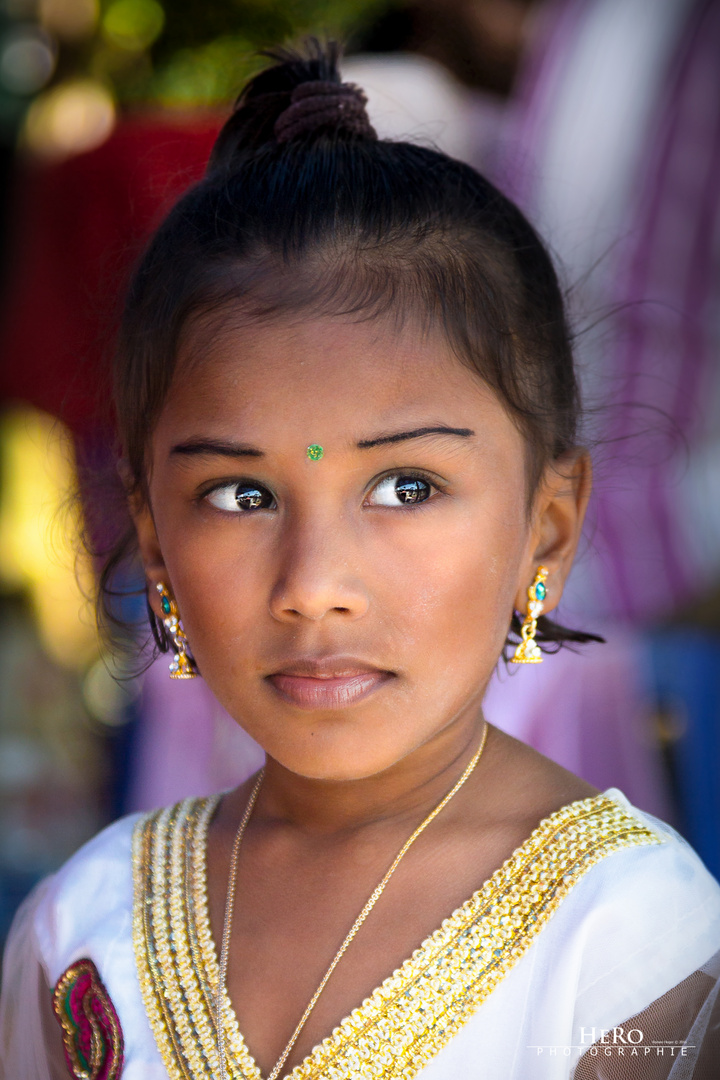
[511,566,549,665]
[156,582,198,680]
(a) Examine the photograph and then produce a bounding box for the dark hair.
[101,39,602,658]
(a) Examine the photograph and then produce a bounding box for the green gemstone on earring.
[535,581,547,602]
[306,444,324,460]
[161,595,172,615]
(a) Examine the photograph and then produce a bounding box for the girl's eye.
[367,474,435,507]
[205,482,275,512]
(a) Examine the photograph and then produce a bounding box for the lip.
[266,656,394,709]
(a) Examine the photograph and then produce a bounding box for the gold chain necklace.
[216,721,489,1080]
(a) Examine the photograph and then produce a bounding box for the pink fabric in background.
[484,633,675,822]
[127,658,264,812]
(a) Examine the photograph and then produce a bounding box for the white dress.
[1,787,719,1080]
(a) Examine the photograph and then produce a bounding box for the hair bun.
[208,40,376,176]
[274,79,376,144]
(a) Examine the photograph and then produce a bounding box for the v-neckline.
[132,788,662,1080]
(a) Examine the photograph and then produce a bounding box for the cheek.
[157,523,271,658]
[385,507,525,667]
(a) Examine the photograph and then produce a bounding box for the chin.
[259,724,417,783]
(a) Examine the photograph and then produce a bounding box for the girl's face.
[136,311,587,780]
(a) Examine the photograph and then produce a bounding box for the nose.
[268,515,370,623]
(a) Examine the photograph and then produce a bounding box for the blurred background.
[0,0,718,946]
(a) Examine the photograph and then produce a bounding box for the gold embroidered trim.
[133,792,662,1080]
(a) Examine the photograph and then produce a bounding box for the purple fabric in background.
[495,0,720,624]
[495,0,589,212]
[128,659,265,811]
[484,636,675,823]
[597,0,720,620]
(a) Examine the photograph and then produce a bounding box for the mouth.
[266,657,394,710]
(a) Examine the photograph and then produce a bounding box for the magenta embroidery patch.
[52,959,124,1079]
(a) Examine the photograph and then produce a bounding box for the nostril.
[269,584,370,622]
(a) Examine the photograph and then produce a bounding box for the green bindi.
[306,444,324,460]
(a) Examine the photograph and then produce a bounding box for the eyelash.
[199,470,445,514]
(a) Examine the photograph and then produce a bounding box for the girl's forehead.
[150,313,523,469]
[170,311,494,422]
[151,309,525,479]
[152,313,525,474]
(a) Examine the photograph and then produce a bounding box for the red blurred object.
[0,116,221,439]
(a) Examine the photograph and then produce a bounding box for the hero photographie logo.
[528,1026,695,1061]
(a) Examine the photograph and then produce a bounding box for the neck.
[255,712,488,836]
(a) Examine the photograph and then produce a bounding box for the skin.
[130,309,598,1074]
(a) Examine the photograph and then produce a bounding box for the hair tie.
[274,80,377,144]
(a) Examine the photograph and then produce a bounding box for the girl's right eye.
[205,482,275,513]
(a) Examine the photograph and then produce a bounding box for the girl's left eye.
[205,482,275,512]
[366,474,435,507]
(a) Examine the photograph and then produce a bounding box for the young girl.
[1,43,719,1080]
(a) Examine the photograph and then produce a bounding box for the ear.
[121,460,169,621]
[514,451,592,614]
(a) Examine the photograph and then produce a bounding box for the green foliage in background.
[84,0,394,107]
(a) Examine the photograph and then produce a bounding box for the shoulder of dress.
[492,786,720,948]
[590,787,720,906]
[563,789,720,956]
[33,797,215,984]
[31,813,141,981]
[42,812,141,903]
[554,792,720,1020]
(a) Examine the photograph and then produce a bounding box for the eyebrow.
[170,439,264,458]
[356,425,475,449]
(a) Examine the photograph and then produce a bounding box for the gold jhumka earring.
[511,565,549,665]
[156,582,198,679]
